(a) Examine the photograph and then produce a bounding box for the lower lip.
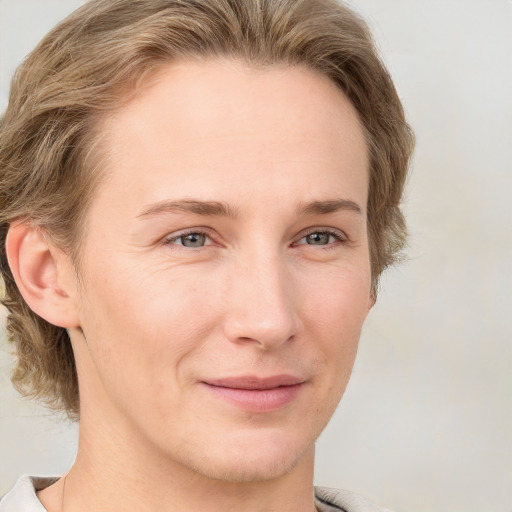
[203,383,304,413]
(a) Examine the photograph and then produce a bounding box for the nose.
[222,251,299,350]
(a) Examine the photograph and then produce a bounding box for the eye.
[296,230,345,246]
[166,231,211,248]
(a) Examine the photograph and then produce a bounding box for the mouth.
[201,375,306,413]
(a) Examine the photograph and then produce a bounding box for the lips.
[202,375,306,413]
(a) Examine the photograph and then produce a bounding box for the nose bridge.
[223,244,298,349]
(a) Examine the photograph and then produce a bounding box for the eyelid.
[158,226,348,249]
[161,227,217,247]
[293,227,348,246]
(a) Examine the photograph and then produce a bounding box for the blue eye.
[305,232,332,245]
[169,232,209,248]
[297,231,343,246]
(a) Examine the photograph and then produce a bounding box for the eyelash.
[294,228,347,249]
[162,229,214,248]
[162,227,347,250]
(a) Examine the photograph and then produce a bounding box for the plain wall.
[1,1,511,511]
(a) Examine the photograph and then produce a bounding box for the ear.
[5,223,80,328]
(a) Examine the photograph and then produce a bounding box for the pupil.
[307,232,329,245]
[183,233,205,247]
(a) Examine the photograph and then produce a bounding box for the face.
[70,59,372,482]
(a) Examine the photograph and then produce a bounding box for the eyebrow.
[138,199,240,218]
[138,197,362,219]
[297,198,363,216]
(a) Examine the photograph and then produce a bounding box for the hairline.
[68,55,375,274]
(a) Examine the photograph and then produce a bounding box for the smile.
[202,375,306,413]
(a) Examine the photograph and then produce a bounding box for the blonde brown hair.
[0,0,414,418]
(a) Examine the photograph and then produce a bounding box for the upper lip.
[203,375,305,390]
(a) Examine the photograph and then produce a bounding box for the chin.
[174,430,315,483]
[190,452,307,483]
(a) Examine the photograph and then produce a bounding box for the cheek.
[77,260,222,395]
[301,262,371,331]
[300,266,370,382]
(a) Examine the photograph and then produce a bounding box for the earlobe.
[5,223,80,328]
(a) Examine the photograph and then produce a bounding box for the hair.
[0,0,414,419]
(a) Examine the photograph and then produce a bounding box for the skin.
[11,59,372,512]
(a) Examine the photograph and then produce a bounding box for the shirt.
[0,475,392,512]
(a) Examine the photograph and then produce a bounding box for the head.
[0,0,413,467]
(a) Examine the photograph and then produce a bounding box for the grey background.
[1,1,511,511]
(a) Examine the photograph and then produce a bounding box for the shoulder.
[314,486,394,512]
[0,475,58,512]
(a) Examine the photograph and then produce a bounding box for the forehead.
[92,59,369,217]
